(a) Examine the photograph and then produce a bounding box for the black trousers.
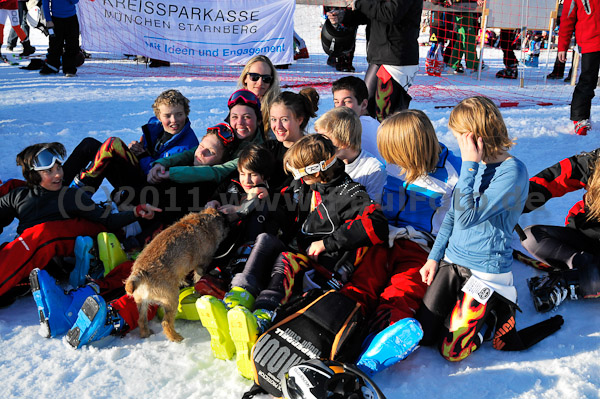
[521,224,599,271]
[571,51,600,121]
[521,224,600,297]
[47,14,80,74]
[499,29,517,68]
[63,137,102,185]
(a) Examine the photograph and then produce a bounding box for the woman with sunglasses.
[0,143,159,304]
[237,55,280,137]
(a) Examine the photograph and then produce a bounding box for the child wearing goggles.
[175,89,267,188]
[148,123,235,184]
[197,134,388,379]
[0,142,160,303]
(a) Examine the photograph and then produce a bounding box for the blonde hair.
[314,107,362,152]
[284,134,338,182]
[152,89,190,118]
[448,96,514,161]
[237,55,281,134]
[377,110,440,184]
[585,157,600,221]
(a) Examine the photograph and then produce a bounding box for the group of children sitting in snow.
[1,63,598,386]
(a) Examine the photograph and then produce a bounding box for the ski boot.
[527,274,570,312]
[294,47,309,60]
[196,295,236,360]
[227,306,273,379]
[223,286,255,309]
[157,287,202,321]
[30,268,99,338]
[66,295,125,348]
[356,317,423,376]
[19,40,35,57]
[70,236,94,288]
[496,66,518,79]
[96,232,128,277]
[573,120,591,136]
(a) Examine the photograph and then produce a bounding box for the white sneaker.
[65,73,77,77]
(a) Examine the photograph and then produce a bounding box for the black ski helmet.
[281,359,386,399]
[321,20,357,57]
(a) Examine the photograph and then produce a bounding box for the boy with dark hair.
[331,76,382,163]
[0,142,159,303]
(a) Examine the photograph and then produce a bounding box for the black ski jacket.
[344,0,422,66]
[0,185,137,235]
[282,167,389,271]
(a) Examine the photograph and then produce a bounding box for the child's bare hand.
[218,205,241,222]
[246,186,268,200]
[205,200,221,209]
[218,204,240,215]
[147,164,169,184]
[307,240,326,262]
[129,140,145,157]
[134,204,162,219]
[420,259,439,286]
[457,132,483,163]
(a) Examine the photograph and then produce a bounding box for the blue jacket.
[382,143,461,236]
[429,157,529,274]
[42,0,78,21]
[138,116,199,175]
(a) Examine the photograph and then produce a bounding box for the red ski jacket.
[0,0,18,10]
[525,148,600,241]
[558,0,600,54]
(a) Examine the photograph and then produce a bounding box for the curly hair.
[152,89,190,118]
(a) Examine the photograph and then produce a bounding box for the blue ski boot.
[69,236,94,288]
[356,317,424,376]
[29,268,99,338]
[66,295,125,349]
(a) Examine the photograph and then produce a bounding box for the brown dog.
[124,208,229,342]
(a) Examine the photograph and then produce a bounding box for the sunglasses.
[247,72,274,84]
[228,89,261,110]
[287,155,338,180]
[207,123,235,146]
[31,148,65,171]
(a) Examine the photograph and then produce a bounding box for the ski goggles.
[31,148,65,171]
[287,155,338,180]
[228,89,261,110]
[246,72,274,84]
[207,123,235,146]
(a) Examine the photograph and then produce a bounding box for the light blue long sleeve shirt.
[428,157,528,274]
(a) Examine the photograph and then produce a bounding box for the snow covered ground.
[1,8,600,399]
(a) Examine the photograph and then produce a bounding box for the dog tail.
[124,273,140,295]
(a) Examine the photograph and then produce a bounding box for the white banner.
[78,0,295,66]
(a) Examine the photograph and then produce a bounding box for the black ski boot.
[19,40,36,57]
[527,271,581,313]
